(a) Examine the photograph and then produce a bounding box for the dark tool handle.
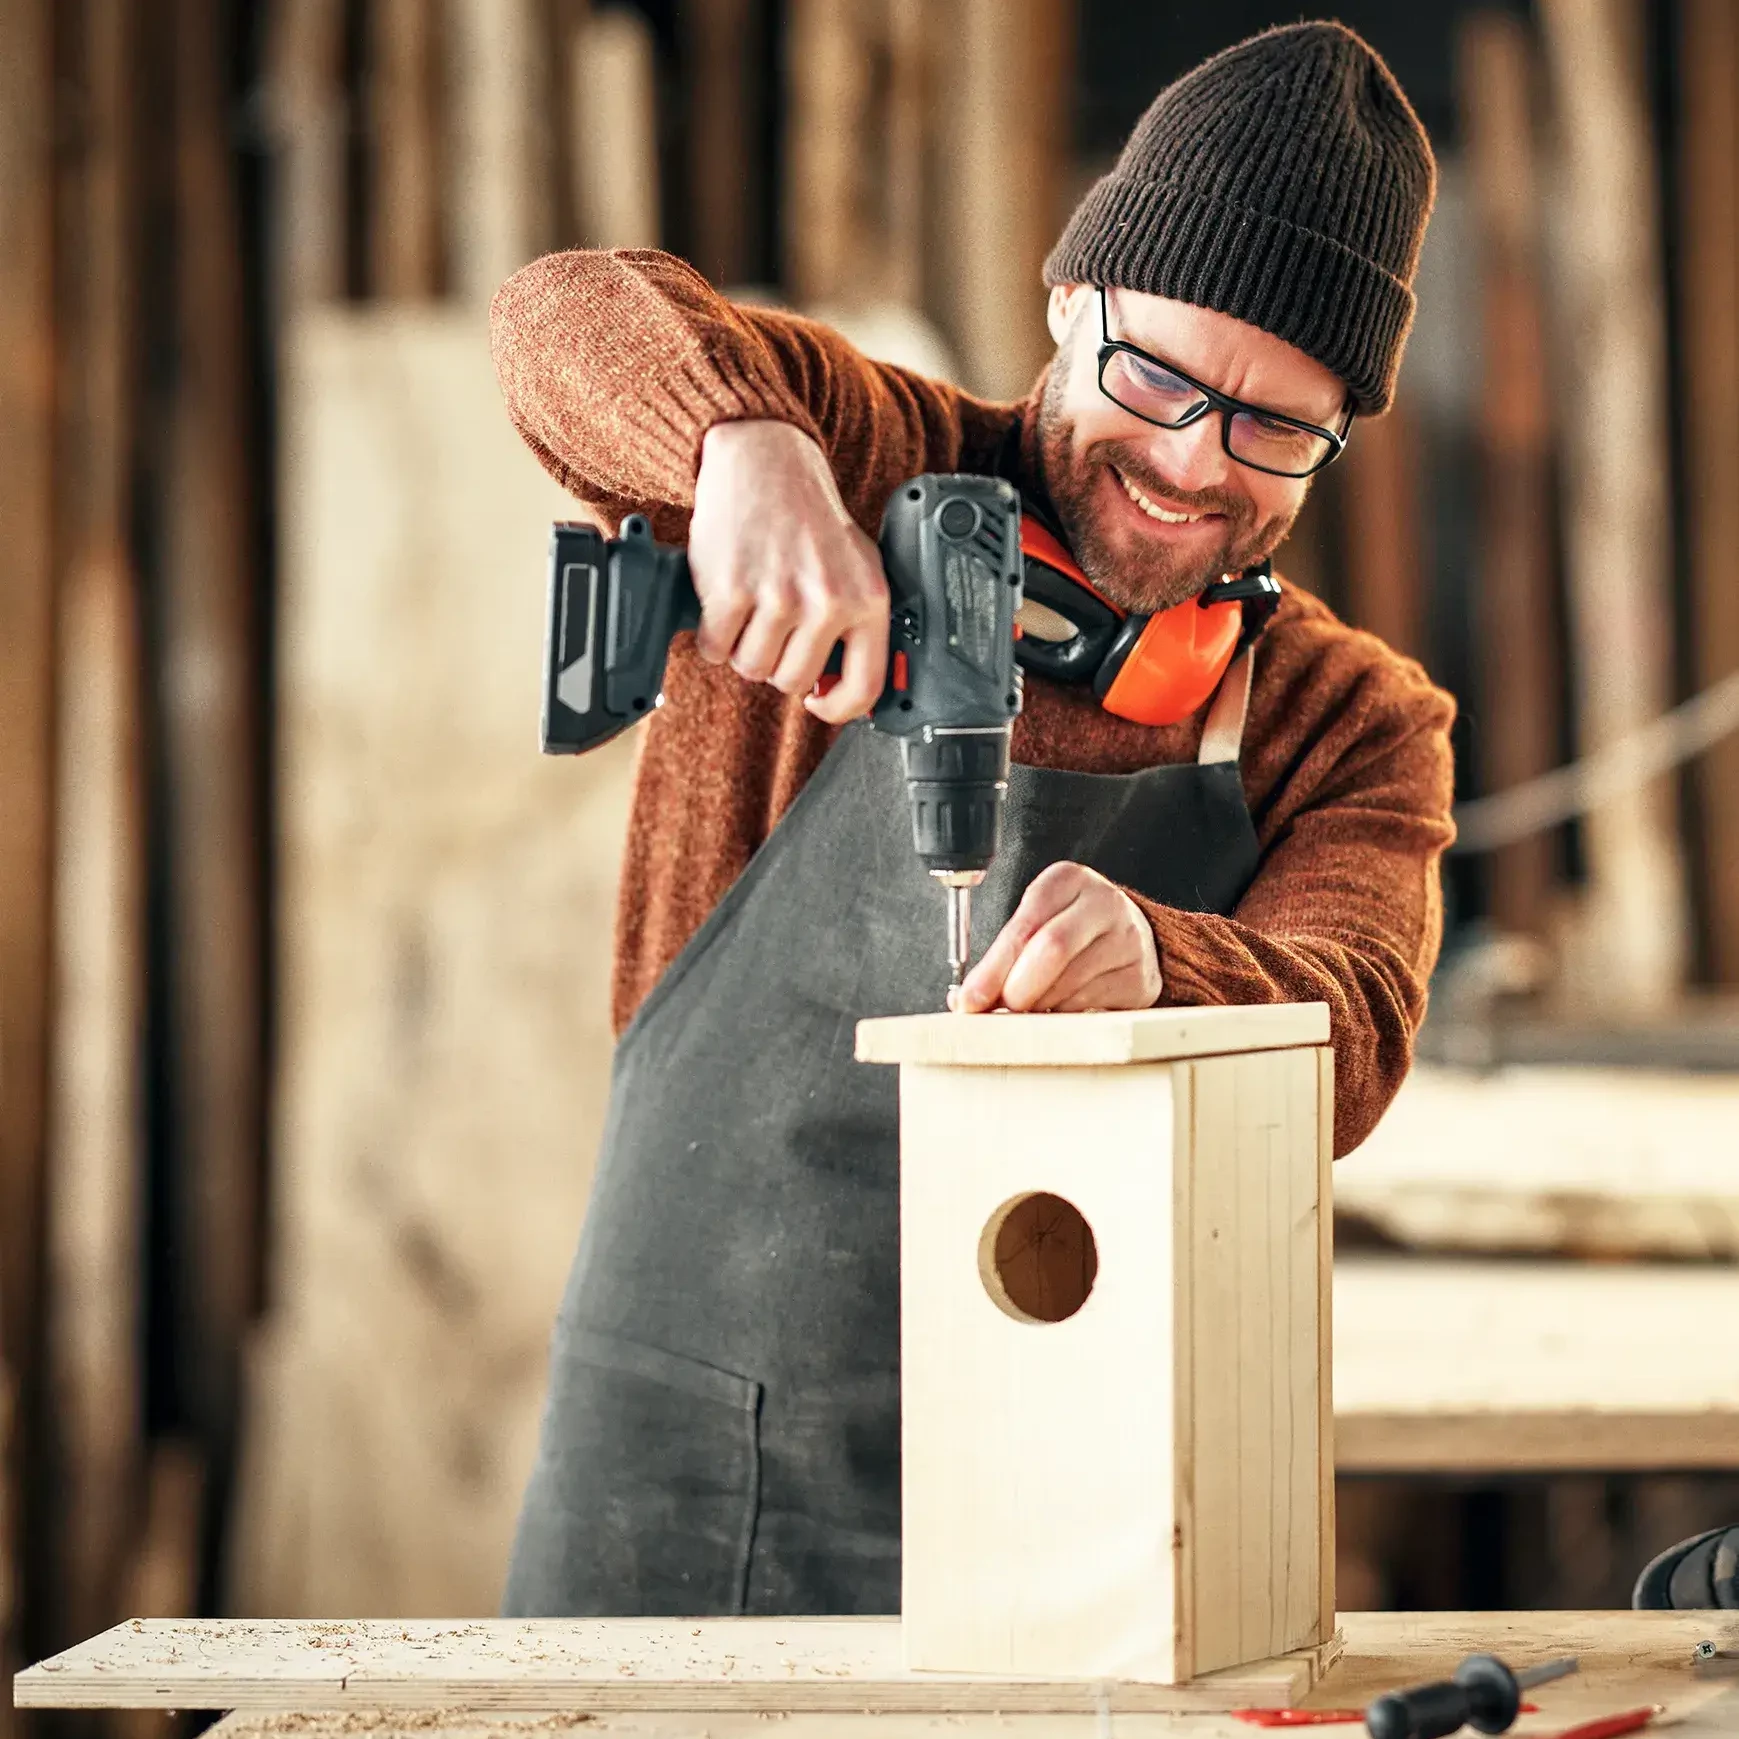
[1365,1654,1526,1739]
[1365,1681,1471,1739]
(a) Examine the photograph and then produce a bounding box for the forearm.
[491,249,820,513]
[1132,894,1432,1156]
[490,248,1008,530]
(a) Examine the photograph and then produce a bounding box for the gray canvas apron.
[502,656,1262,1617]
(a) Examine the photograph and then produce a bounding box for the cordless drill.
[541,474,1024,989]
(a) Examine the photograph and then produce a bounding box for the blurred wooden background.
[4,2,1739,1727]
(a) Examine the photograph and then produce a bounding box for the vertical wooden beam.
[48,0,146,1650]
[1337,395,1426,662]
[685,0,757,286]
[163,0,264,1481]
[785,0,865,304]
[369,0,444,298]
[1536,0,1687,1009]
[1679,0,1739,983]
[936,0,1074,399]
[1457,10,1561,940]
[883,0,924,309]
[0,0,56,1704]
[269,0,349,308]
[569,6,660,251]
[446,0,551,303]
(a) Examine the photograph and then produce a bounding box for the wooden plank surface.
[1536,0,1688,1009]
[47,0,147,1647]
[19,1613,1738,1735]
[1679,0,1739,984]
[856,1005,1330,1067]
[898,1061,1185,1680]
[0,0,57,1713]
[1336,1064,1739,1258]
[1334,1256,1739,1472]
[229,311,634,1618]
[15,1618,1334,1714]
[1457,9,1561,939]
[368,0,443,298]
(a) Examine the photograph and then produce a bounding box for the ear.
[1046,282,1091,347]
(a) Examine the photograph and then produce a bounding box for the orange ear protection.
[1015,515,1282,727]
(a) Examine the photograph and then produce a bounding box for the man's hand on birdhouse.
[952,862,1162,1015]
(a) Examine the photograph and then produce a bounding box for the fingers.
[1016,927,1128,1012]
[999,900,1115,1013]
[956,864,1162,1015]
[956,864,1092,1014]
[1048,961,1163,1014]
[805,617,889,724]
[687,424,890,715]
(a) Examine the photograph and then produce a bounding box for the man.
[493,20,1453,1616]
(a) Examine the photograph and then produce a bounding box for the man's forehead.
[1102,285,1348,420]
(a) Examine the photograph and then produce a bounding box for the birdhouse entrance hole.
[977,1191,1098,1323]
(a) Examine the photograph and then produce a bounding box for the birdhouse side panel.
[1177,1046,1327,1678]
[899,1059,1187,1680]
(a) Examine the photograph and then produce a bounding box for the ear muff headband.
[1015,514,1280,729]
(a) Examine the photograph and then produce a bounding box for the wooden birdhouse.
[856,1003,1336,1686]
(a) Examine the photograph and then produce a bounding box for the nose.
[1147,410,1233,493]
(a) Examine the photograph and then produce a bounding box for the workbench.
[1336,1066,1739,1259]
[14,1613,1739,1737]
[1333,1256,1739,1473]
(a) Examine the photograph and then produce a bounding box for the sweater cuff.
[1128,894,1231,1009]
[640,349,828,490]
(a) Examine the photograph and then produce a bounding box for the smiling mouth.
[1113,466,1216,526]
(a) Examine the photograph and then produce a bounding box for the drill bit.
[934,869,985,994]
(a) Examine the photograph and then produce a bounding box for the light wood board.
[1334,1255,1739,1471]
[14,1619,1340,1714]
[1337,1064,1739,1258]
[231,312,635,1618]
[1536,0,1688,1008]
[856,1005,1329,1067]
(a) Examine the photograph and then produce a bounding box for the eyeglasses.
[1095,288,1352,479]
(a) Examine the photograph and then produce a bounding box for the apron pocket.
[502,1326,763,1617]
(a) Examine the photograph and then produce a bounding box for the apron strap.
[1197,647,1254,766]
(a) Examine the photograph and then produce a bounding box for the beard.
[1036,342,1302,613]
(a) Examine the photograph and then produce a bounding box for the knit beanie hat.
[1043,21,1435,415]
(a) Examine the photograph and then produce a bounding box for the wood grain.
[164,0,267,1468]
[268,0,348,308]
[1184,1051,1324,1675]
[177,1611,1739,1739]
[14,1617,1336,1714]
[229,312,634,1618]
[1535,0,1688,1009]
[1335,1064,1739,1259]
[1334,1256,1739,1472]
[856,1005,1330,1067]
[1456,9,1561,939]
[897,1044,1326,1682]
[1678,0,1739,984]
[899,1061,1184,1680]
[934,0,1072,399]
[47,0,147,1647]
[0,0,56,1710]
[369,0,443,298]
[446,0,550,302]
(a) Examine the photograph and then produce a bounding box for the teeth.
[1117,469,1201,524]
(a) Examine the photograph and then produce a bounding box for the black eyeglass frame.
[1095,288,1353,479]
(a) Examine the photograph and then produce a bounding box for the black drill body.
[541,474,1025,980]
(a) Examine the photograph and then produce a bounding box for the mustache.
[1091,443,1250,521]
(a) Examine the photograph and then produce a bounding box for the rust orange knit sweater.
[491,249,1457,1155]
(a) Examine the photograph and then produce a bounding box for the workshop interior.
[4,0,1739,1735]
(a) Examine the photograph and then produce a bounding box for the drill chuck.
[899,727,1011,874]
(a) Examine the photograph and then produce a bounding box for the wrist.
[701,417,823,467]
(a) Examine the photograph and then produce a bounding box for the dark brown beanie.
[1044,21,1435,414]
